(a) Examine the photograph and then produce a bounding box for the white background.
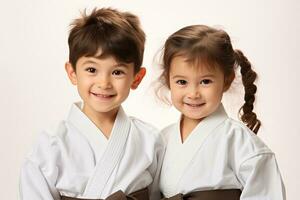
[1,0,299,199]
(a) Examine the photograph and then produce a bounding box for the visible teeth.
[186,103,203,107]
[92,93,112,97]
[97,94,109,97]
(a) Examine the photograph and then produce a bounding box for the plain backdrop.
[1,0,299,199]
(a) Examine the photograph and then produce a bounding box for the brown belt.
[61,187,149,200]
[162,189,241,200]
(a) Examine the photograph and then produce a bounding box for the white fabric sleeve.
[148,134,165,200]
[237,153,286,200]
[19,132,61,200]
[20,159,60,200]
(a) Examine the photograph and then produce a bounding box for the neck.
[180,116,204,143]
[82,104,119,138]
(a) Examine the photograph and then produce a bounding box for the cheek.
[76,78,86,87]
[169,83,178,94]
[114,79,132,92]
[170,88,183,102]
[207,87,224,101]
[77,75,90,83]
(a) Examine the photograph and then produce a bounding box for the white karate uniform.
[160,104,286,200]
[20,102,164,200]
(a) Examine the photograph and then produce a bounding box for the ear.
[131,67,146,89]
[65,62,78,85]
[223,72,235,92]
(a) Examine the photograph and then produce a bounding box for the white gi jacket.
[160,104,286,200]
[20,102,164,200]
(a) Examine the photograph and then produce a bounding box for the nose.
[187,85,201,99]
[96,75,112,89]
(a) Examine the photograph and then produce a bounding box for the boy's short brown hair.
[68,8,145,73]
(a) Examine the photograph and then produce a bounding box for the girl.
[158,25,286,200]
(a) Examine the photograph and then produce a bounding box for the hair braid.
[235,49,261,134]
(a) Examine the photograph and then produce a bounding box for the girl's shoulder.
[159,123,178,143]
[219,118,273,157]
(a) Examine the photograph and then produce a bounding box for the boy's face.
[65,55,145,116]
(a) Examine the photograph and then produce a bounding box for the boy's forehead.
[77,55,134,68]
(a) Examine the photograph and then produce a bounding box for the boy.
[20,8,164,200]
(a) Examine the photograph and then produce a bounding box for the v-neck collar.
[177,103,228,146]
[162,104,228,195]
[80,104,132,197]
[67,102,130,162]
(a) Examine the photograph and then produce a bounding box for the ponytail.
[234,49,261,134]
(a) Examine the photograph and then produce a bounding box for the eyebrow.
[82,60,130,68]
[171,74,216,79]
[114,63,130,68]
[200,74,216,78]
[82,60,97,65]
[172,75,187,79]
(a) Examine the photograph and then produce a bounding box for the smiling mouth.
[184,103,205,107]
[90,92,115,98]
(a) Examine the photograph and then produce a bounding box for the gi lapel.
[162,104,228,193]
[68,102,109,162]
[83,107,131,197]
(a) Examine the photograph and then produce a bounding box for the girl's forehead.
[170,56,219,75]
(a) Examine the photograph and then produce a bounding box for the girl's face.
[169,56,227,123]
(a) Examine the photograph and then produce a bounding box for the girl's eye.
[200,79,212,85]
[176,80,187,85]
[86,67,96,73]
[112,70,124,76]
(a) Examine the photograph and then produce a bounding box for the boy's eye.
[112,70,124,76]
[176,80,187,85]
[86,67,96,73]
[200,79,212,85]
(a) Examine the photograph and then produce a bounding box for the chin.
[90,104,117,112]
[183,112,204,120]
[190,116,206,121]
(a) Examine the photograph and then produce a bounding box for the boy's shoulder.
[34,120,68,144]
[24,120,68,165]
[128,116,163,141]
[128,116,159,134]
